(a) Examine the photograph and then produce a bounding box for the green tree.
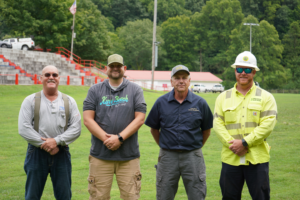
[185,0,205,14]
[92,0,148,28]
[239,0,300,25]
[1,0,112,61]
[274,5,292,39]
[147,0,191,24]
[192,0,244,73]
[227,15,285,88]
[107,32,125,55]
[0,1,10,39]
[0,0,75,50]
[0,17,10,39]
[117,19,164,70]
[262,0,281,24]
[282,21,300,88]
[239,0,280,24]
[161,15,196,71]
[73,0,112,61]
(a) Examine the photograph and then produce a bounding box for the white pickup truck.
[193,84,208,93]
[0,38,35,50]
[211,84,224,93]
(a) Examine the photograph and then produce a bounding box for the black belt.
[162,148,192,153]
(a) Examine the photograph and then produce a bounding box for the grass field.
[0,85,300,200]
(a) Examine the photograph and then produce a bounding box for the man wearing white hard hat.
[213,51,277,200]
[83,54,147,199]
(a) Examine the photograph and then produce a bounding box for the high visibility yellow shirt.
[213,83,277,166]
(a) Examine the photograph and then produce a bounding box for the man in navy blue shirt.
[145,65,213,200]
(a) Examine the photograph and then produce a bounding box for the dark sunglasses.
[44,73,59,78]
[236,68,253,74]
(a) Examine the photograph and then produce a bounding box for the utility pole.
[151,0,157,90]
[154,41,160,67]
[243,23,259,52]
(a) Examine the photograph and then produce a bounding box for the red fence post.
[15,74,18,85]
[67,76,70,85]
[82,76,84,85]
[34,74,37,84]
[95,77,97,84]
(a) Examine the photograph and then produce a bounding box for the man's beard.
[108,72,123,80]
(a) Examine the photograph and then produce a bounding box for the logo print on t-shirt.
[100,95,129,106]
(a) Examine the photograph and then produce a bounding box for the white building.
[124,70,223,91]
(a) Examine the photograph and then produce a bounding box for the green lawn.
[0,85,299,200]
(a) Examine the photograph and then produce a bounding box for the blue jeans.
[24,143,72,200]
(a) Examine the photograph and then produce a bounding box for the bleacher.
[0,48,100,86]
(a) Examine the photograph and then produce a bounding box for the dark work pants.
[220,162,270,200]
[156,148,206,200]
[24,143,72,200]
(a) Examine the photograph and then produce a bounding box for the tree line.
[0,0,300,89]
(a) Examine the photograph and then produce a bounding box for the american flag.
[69,0,76,15]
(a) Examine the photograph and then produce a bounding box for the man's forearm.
[18,122,44,147]
[119,112,145,140]
[83,110,108,142]
[18,101,44,147]
[55,117,81,145]
[150,128,160,146]
[202,129,211,147]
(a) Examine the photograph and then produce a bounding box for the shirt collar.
[233,82,256,96]
[167,89,193,103]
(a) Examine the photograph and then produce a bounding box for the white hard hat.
[231,51,260,71]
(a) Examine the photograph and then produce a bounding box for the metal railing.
[56,47,106,73]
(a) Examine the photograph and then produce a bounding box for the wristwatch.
[242,139,248,147]
[118,134,124,143]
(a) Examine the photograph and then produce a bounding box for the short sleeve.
[200,100,213,131]
[134,86,147,113]
[83,86,97,111]
[144,100,161,130]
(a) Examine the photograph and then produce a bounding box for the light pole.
[151,0,157,90]
[243,23,259,52]
[154,41,160,67]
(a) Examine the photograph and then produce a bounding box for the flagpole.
[70,13,75,61]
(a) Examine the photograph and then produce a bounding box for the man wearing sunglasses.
[213,51,277,200]
[18,65,81,200]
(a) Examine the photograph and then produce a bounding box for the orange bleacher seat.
[75,64,81,70]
